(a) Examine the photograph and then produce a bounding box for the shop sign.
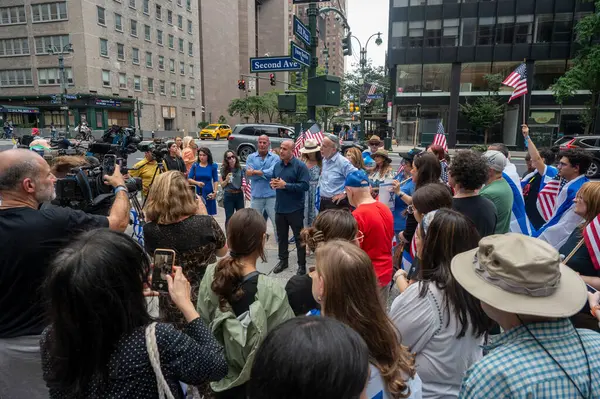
[96,99,122,107]
[530,111,557,125]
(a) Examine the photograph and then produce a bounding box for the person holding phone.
[220,151,245,229]
[163,142,187,173]
[189,147,218,216]
[40,229,228,398]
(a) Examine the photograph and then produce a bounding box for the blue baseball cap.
[345,170,370,188]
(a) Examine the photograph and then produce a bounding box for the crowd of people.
[2,122,600,398]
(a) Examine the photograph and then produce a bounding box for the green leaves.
[460,74,505,144]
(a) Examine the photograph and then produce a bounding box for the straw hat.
[368,135,382,145]
[451,234,587,318]
[299,139,321,154]
[372,149,392,163]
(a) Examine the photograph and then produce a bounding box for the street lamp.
[47,43,74,138]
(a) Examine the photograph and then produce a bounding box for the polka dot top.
[40,317,228,398]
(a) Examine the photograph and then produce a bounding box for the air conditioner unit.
[460,83,472,92]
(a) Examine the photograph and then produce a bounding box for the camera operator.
[129,147,159,197]
[0,149,130,399]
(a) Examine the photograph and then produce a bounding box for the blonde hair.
[145,171,198,224]
[578,182,600,225]
[346,147,366,170]
[183,136,194,149]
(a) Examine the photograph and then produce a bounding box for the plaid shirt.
[460,319,600,398]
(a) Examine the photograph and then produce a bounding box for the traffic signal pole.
[307,3,318,122]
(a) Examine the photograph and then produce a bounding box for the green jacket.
[197,263,294,392]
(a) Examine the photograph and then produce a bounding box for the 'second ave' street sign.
[291,42,311,67]
[293,16,311,47]
[250,56,302,73]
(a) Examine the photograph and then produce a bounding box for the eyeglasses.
[354,230,364,244]
[227,156,236,160]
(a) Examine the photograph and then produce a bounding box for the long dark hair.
[412,183,453,215]
[413,153,441,188]
[43,229,152,394]
[221,150,241,177]
[300,209,357,252]
[197,146,214,165]
[301,151,323,169]
[248,316,370,399]
[418,209,492,338]
[212,208,266,310]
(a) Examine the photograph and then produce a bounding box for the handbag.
[145,323,176,399]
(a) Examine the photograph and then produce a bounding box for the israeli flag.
[521,165,559,191]
[534,174,588,249]
[503,162,531,235]
[401,249,413,272]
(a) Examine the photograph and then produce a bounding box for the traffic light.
[269,73,276,86]
[349,102,354,112]
[295,71,303,87]
[237,79,246,90]
[342,35,352,57]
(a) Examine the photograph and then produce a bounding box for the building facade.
[0,0,202,134]
[387,0,594,149]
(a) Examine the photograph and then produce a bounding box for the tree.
[197,121,210,129]
[341,62,390,114]
[246,96,265,122]
[217,115,227,124]
[553,0,600,134]
[228,98,250,123]
[460,74,505,144]
[261,91,279,123]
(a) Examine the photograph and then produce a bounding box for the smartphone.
[103,154,117,175]
[151,249,176,293]
[587,284,598,294]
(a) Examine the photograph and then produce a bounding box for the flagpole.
[522,58,527,126]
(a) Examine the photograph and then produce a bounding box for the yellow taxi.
[199,124,232,140]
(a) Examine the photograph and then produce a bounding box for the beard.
[35,181,56,203]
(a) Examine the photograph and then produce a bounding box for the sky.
[345,0,389,73]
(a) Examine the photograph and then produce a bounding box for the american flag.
[292,123,324,158]
[409,227,418,259]
[364,83,377,104]
[502,63,528,103]
[432,121,448,152]
[396,163,405,176]
[537,178,566,222]
[584,215,600,271]
[242,176,252,201]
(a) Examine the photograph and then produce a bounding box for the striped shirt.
[460,319,600,398]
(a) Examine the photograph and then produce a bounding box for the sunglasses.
[227,156,236,160]
[354,230,364,244]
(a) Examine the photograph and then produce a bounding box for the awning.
[0,105,40,114]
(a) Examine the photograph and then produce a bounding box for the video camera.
[136,140,169,162]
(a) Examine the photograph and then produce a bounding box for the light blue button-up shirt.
[319,152,357,198]
[246,151,280,198]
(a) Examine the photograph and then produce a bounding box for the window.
[189,63,194,77]
[146,51,153,67]
[169,58,175,72]
[143,0,149,14]
[129,0,136,9]
[0,38,30,57]
[0,6,27,25]
[168,34,174,49]
[119,73,127,88]
[410,0,426,4]
[186,0,191,11]
[148,77,154,92]
[535,14,553,43]
[167,10,173,25]
[442,19,459,46]
[459,63,491,92]
[188,41,193,56]
[553,13,573,43]
[159,55,165,70]
[515,15,533,44]
[181,84,186,98]
[130,19,138,36]
[408,21,424,47]
[477,17,495,45]
[177,0,182,6]
[495,16,515,45]
[396,65,422,93]
[178,38,184,52]
[160,79,166,95]
[35,35,69,54]
[157,30,163,45]
[156,4,162,20]
[422,64,451,92]
[187,19,192,34]
[102,70,110,86]
[534,60,567,90]
[144,25,151,41]
[425,20,441,47]
[491,62,521,93]
[31,2,68,23]
[38,67,72,85]
[178,15,183,30]
[132,47,139,64]
[134,75,141,91]
[100,38,108,57]
[97,6,106,25]
[115,13,123,31]
[0,69,33,87]
[461,18,477,46]
[180,61,185,74]
[190,86,195,99]
[117,43,125,60]
[171,82,176,96]
[391,21,407,48]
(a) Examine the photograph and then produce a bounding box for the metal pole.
[136,99,142,131]
[58,54,70,138]
[307,3,318,122]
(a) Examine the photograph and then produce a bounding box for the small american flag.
[537,178,566,222]
[409,227,418,259]
[502,63,528,103]
[584,215,600,271]
[365,83,377,104]
[242,176,252,201]
[396,163,405,176]
[293,123,324,158]
[432,121,448,152]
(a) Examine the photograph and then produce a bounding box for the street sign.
[293,16,311,47]
[291,42,311,68]
[292,0,329,3]
[367,94,383,100]
[250,56,302,73]
[248,80,256,91]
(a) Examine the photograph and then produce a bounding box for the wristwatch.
[114,185,128,194]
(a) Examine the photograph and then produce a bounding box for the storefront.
[0,105,39,127]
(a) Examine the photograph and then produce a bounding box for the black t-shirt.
[285,274,319,316]
[229,273,260,317]
[560,229,598,277]
[522,173,546,230]
[0,205,108,338]
[453,196,497,238]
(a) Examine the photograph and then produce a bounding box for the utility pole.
[48,44,73,138]
[307,3,318,122]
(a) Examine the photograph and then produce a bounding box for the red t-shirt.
[352,201,394,287]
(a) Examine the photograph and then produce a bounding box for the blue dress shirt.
[272,157,310,214]
[246,151,280,199]
[318,152,357,198]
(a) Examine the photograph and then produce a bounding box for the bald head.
[279,139,294,162]
[0,149,44,192]
[257,134,271,155]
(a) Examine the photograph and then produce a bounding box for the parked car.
[552,135,600,177]
[228,123,367,162]
[198,124,232,140]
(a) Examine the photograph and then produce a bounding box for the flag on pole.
[537,178,566,222]
[365,83,377,104]
[432,121,448,152]
[293,123,324,158]
[502,63,528,103]
[584,215,600,271]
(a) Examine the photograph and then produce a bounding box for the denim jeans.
[224,191,245,230]
[251,196,277,241]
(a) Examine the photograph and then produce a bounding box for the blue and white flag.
[534,174,589,249]
[503,162,531,235]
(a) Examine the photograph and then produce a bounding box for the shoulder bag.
[145,322,176,399]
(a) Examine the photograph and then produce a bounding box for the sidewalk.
[390,144,528,159]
